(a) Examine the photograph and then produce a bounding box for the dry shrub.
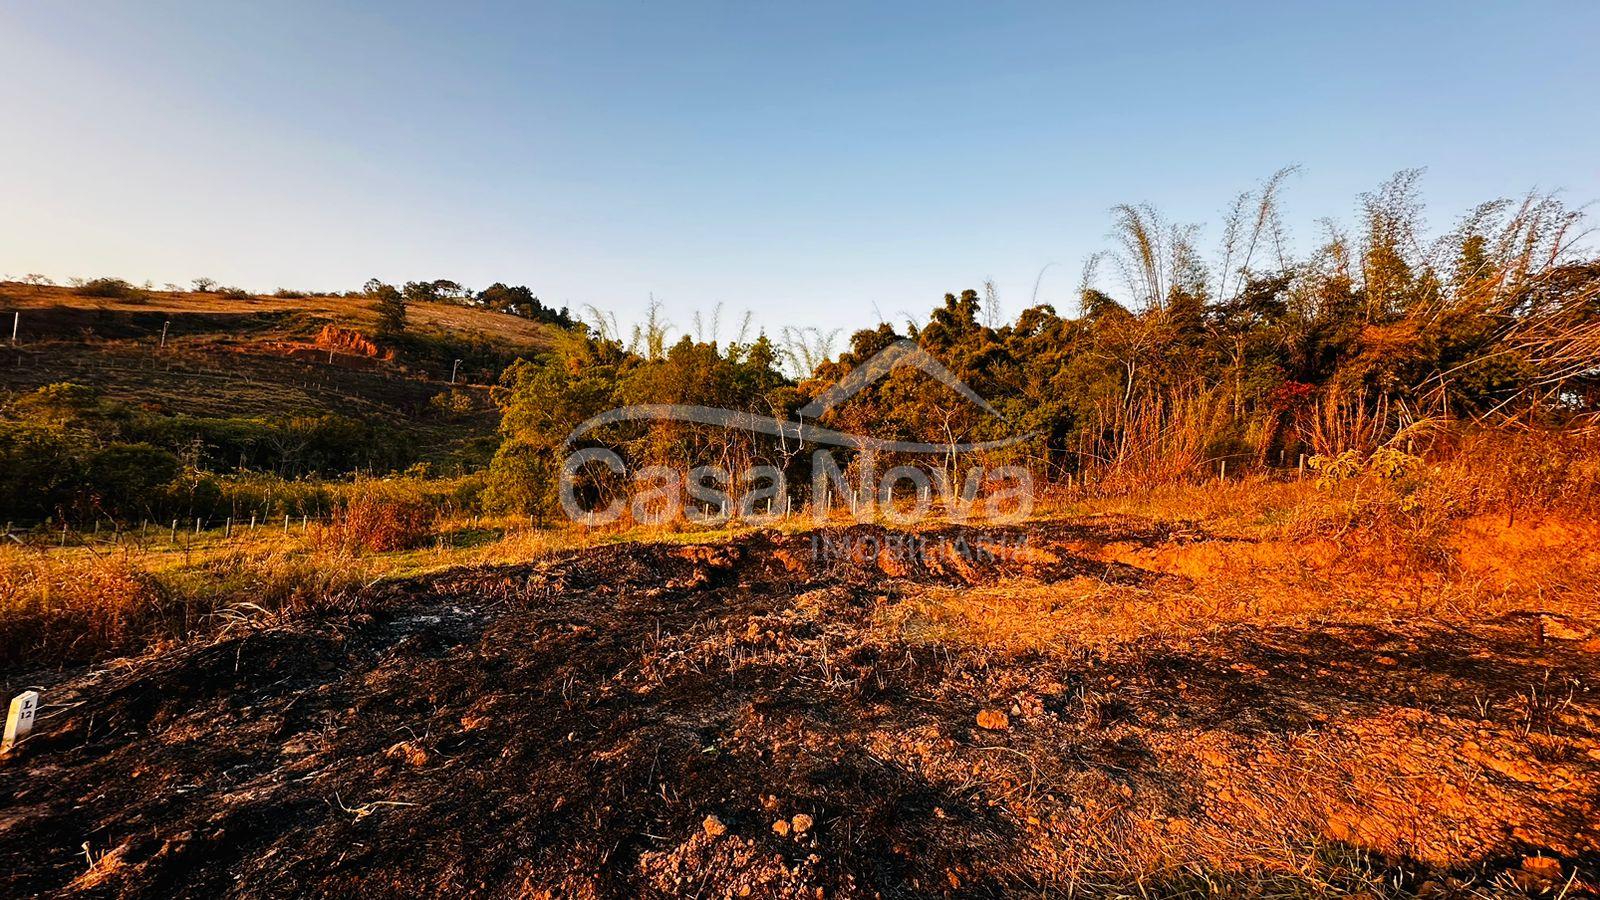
[1278,426,1600,574]
[314,492,437,554]
[1296,389,1393,457]
[1429,427,1600,518]
[73,277,140,299]
[1088,387,1231,490]
[0,548,191,666]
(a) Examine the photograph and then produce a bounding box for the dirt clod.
[703,814,728,838]
[976,709,1010,730]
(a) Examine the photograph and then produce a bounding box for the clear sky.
[3,2,1597,337]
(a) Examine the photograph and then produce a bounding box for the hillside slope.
[0,282,561,473]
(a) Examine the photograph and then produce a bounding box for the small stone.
[790,813,813,834]
[703,814,728,838]
[977,709,1010,730]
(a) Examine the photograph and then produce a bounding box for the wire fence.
[1,514,334,552]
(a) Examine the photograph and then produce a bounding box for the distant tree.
[368,280,407,335]
[476,283,575,328]
[87,443,180,517]
[431,279,471,301]
[402,281,441,305]
[192,277,217,293]
[76,278,139,299]
[477,282,536,316]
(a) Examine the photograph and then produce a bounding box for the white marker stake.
[2,690,39,754]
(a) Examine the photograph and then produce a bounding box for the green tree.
[86,443,180,518]
[367,279,407,335]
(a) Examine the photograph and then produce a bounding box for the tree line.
[482,170,1600,517]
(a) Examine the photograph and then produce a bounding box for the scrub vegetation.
[3,171,1600,896]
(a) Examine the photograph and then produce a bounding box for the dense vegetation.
[6,171,1596,527]
[0,381,431,524]
[485,171,1600,514]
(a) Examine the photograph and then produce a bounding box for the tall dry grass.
[0,549,187,666]
[0,541,373,668]
[311,492,437,554]
[1085,387,1232,489]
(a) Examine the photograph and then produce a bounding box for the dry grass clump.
[0,548,188,666]
[0,540,377,667]
[1086,388,1233,490]
[193,545,372,618]
[313,492,437,554]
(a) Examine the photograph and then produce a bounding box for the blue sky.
[2,2,1597,336]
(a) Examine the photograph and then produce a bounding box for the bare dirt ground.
[3,517,1598,897]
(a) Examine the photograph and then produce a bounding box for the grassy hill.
[0,282,561,476]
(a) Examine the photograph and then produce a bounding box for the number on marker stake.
[2,690,39,753]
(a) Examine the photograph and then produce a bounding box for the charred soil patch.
[3,519,1598,897]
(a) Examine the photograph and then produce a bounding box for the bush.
[313,492,436,554]
[87,443,181,518]
[429,389,477,420]
[482,441,556,516]
[75,277,139,299]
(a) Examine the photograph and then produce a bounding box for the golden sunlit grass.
[882,463,1600,653]
[8,431,1600,671]
[0,507,784,667]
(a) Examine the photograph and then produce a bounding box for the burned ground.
[2,519,1598,897]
